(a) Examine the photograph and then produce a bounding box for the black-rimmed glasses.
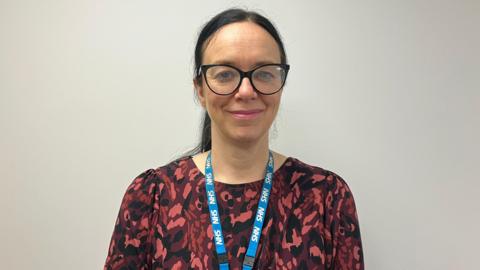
[198,64,290,95]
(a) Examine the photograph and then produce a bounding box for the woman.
[105,8,364,270]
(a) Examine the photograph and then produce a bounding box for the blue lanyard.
[205,151,274,270]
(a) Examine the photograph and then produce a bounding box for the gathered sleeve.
[328,173,364,270]
[104,169,161,270]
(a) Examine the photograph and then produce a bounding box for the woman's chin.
[227,130,268,146]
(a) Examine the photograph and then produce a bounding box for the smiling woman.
[104,8,364,270]
[195,21,285,151]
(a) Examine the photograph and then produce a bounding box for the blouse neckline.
[187,155,292,187]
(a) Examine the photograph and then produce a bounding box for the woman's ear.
[194,78,206,108]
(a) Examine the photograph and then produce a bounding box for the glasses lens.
[205,66,240,94]
[252,65,286,94]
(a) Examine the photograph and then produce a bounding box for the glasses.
[199,64,290,95]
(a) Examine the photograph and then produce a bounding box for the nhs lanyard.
[205,151,274,270]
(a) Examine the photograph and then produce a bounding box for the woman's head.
[194,9,287,80]
[192,8,288,153]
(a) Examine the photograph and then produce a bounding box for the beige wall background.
[1,0,479,269]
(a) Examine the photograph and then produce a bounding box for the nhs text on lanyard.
[205,151,274,270]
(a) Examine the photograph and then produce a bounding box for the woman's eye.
[255,71,275,81]
[214,71,235,81]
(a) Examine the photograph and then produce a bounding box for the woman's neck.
[191,127,288,184]
[203,126,269,184]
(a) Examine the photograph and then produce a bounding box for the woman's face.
[195,21,283,145]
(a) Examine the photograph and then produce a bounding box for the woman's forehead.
[202,21,281,66]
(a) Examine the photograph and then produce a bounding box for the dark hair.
[189,8,288,155]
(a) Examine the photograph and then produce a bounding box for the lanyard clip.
[243,255,255,267]
[218,252,229,265]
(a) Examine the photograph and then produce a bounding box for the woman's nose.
[236,77,258,99]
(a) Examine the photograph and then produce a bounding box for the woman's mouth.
[228,109,264,120]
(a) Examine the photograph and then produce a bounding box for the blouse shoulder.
[283,157,353,193]
[123,156,193,203]
[104,157,194,269]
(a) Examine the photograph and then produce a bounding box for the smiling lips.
[228,109,264,120]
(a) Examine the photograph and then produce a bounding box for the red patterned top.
[105,156,364,270]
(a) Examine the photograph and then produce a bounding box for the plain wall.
[1,0,479,269]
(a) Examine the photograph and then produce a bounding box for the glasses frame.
[198,63,290,96]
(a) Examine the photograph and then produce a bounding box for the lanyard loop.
[205,151,274,270]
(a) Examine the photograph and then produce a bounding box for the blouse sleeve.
[104,169,160,270]
[330,174,364,270]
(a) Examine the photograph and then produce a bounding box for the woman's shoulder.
[281,157,353,193]
[280,157,360,223]
[122,156,198,201]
